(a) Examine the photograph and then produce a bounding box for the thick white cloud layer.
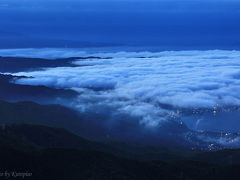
[7,49,240,126]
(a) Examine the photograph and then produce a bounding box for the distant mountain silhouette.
[0,56,104,73]
[0,74,78,102]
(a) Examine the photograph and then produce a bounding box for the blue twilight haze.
[0,0,240,49]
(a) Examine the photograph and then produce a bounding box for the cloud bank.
[5,49,240,128]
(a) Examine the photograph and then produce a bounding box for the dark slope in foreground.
[0,124,240,180]
[0,100,83,132]
[1,99,239,152]
[0,100,201,152]
[0,101,191,160]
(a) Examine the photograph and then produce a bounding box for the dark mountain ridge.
[0,99,239,152]
[0,123,239,180]
[0,74,78,102]
[0,56,104,73]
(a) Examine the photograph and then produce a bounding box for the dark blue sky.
[1,0,240,49]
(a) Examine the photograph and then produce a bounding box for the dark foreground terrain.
[0,100,239,180]
[0,123,239,180]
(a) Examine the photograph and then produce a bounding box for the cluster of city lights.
[185,131,240,151]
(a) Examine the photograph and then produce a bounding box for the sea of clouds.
[3,49,240,128]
